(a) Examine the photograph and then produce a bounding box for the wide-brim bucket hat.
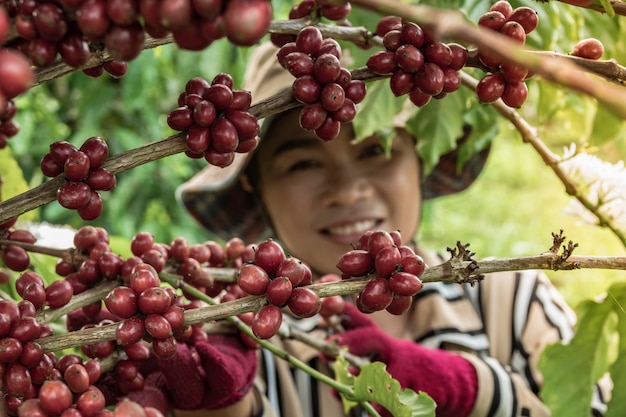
[177,42,490,244]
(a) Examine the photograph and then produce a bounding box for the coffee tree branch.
[31,250,626,353]
[459,71,626,248]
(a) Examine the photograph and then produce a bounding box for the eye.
[287,159,321,172]
[360,143,386,158]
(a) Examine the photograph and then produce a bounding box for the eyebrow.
[271,137,321,157]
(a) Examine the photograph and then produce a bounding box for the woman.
[145,42,609,417]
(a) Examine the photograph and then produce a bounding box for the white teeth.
[327,220,377,236]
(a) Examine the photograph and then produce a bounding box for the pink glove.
[157,333,258,410]
[332,304,478,417]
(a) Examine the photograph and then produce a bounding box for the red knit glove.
[332,304,478,417]
[157,333,258,410]
[125,371,172,415]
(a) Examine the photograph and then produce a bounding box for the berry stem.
[0,239,73,260]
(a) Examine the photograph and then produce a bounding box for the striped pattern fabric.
[250,248,610,417]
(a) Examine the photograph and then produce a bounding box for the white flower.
[559,146,626,230]
[18,221,76,249]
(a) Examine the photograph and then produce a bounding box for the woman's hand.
[124,332,258,416]
[330,303,479,417]
[157,333,258,411]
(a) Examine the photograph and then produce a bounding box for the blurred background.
[0,0,624,309]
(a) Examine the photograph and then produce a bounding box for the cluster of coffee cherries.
[337,229,425,315]
[234,239,325,339]
[0,298,69,415]
[7,0,115,65]
[0,7,34,114]
[40,136,116,220]
[277,26,367,141]
[0,100,20,149]
[0,294,161,417]
[59,230,252,403]
[3,0,271,64]
[475,1,539,108]
[15,270,74,311]
[55,225,127,300]
[104,262,184,360]
[5,0,132,76]
[167,73,260,168]
[1,218,37,272]
[270,0,352,47]
[0,6,30,149]
[367,16,468,108]
[9,355,113,417]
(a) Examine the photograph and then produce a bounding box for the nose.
[320,170,375,207]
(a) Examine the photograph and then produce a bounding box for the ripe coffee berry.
[287,287,321,318]
[337,249,374,277]
[266,276,293,307]
[254,239,286,277]
[359,277,393,312]
[238,263,271,295]
[571,38,604,60]
[251,304,282,339]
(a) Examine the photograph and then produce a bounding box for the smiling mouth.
[322,219,383,237]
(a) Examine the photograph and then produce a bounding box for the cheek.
[261,181,309,236]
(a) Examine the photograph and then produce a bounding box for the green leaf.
[397,389,437,417]
[0,147,30,201]
[352,362,435,417]
[590,103,626,146]
[352,80,406,143]
[331,354,358,414]
[459,96,499,168]
[332,355,435,417]
[605,283,626,417]
[534,85,596,147]
[539,295,617,417]
[405,92,465,175]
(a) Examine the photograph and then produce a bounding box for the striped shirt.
[252,248,610,417]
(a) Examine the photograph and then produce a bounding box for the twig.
[35,280,119,325]
[0,239,76,262]
[32,35,175,86]
[466,49,626,86]
[561,0,626,16]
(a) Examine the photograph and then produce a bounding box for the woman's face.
[254,109,422,276]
